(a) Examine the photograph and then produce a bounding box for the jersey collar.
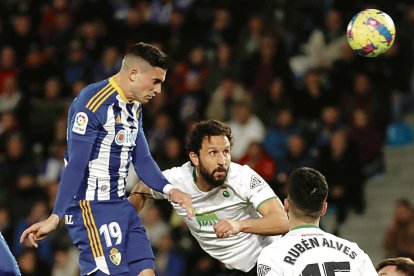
[291,225,319,231]
[109,76,131,103]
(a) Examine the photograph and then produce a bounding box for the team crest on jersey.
[257,264,271,276]
[250,175,264,189]
[109,248,121,266]
[72,112,88,135]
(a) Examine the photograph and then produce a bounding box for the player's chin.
[140,97,150,104]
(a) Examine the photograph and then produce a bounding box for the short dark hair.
[126,42,168,69]
[186,120,233,156]
[376,257,414,274]
[287,167,328,217]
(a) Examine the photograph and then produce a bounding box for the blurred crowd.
[0,0,414,275]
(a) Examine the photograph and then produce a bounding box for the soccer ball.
[346,9,396,57]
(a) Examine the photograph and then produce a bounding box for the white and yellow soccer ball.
[347,9,396,57]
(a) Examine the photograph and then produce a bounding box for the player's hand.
[19,214,60,248]
[213,219,242,238]
[170,188,194,219]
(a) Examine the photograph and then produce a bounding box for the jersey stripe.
[80,200,104,258]
[91,89,116,113]
[84,201,104,257]
[80,200,98,258]
[86,83,111,109]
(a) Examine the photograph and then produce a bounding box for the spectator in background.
[0,46,19,91]
[227,100,266,161]
[19,45,55,99]
[241,35,293,99]
[63,40,93,86]
[141,204,170,249]
[7,14,41,65]
[348,108,384,178]
[38,141,66,185]
[313,105,343,149]
[14,200,53,265]
[156,136,187,171]
[254,77,293,127]
[0,135,36,193]
[51,246,79,276]
[206,74,250,122]
[0,76,23,114]
[177,72,208,125]
[0,112,22,155]
[319,130,364,234]
[383,199,414,259]
[294,69,337,137]
[10,174,47,222]
[289,9,347,76]
[0,206,13,244]
[276,134,315,197]
[154,233,186,276]
[17,248,50,276]
[147,112,173,159]
[236,14,265,62]
[205,42,236,93]
[161,8,188,63]
[263,107,301,164]
[239,141,276,183]
[28,77,66,157]
[345,72,388,133]
[205,8,235,55]
[93,45,122,82]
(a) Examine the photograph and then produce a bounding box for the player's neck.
[112,73,132,101]
[288,217,320,231]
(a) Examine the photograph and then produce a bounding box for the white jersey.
[257,226,377,276]
[153,162,279,272]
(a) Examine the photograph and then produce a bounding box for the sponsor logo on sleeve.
[250,175,264,189]
[72,112,88,135]
[258,264,271,276]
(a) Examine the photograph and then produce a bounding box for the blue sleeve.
[52,139,93,218]
[133,124,169,193]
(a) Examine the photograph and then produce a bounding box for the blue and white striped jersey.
[67,76,142,201]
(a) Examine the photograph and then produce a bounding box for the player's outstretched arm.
[213,197,288,238]
[129,180,194,219]
[169,188,194,219]
[129,181,154,212]
[19,214,60,248]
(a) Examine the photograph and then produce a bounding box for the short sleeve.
[238,166,278,210]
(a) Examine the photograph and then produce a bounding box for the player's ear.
[189,152,199,166]
[320,202,328,217]
[284,198,289,213]
[129,69,138,82]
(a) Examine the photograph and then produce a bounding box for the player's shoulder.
[228,163,267,187]
[74,79,118,113]
[258,241,284,265]
[324,231,364,253]
[163,162,193,185]
[228,162,254,178]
